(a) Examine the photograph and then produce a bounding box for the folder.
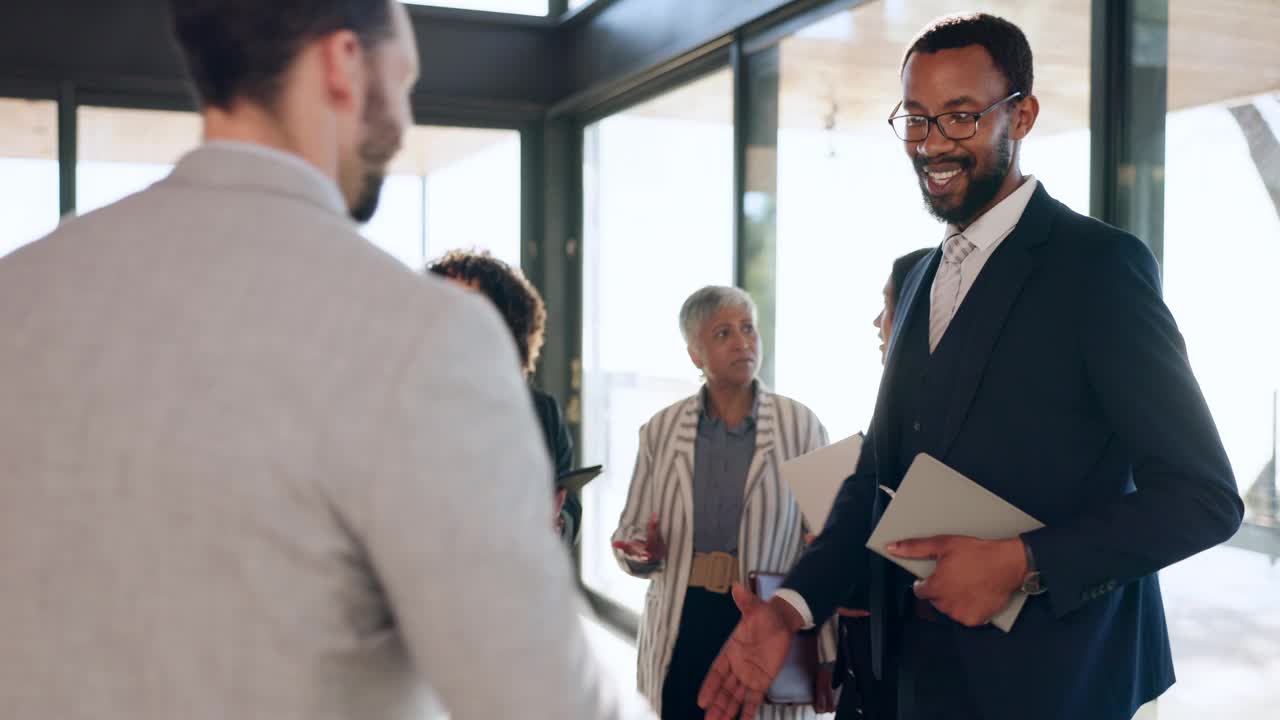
[865,453,1044,632]
[780,433,863,532]
[556,464,603,494]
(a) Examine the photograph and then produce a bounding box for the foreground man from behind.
[698,13,1242,720]
[0,1,645,718]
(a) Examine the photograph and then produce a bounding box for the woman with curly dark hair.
[426,249,580,545]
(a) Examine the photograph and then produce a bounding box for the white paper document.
[780,433,863,532]
[865,453,1045,632]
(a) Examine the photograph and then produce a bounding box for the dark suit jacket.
[783,184,1244,720]
[530,386,579,545]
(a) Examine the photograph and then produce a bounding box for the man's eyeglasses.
[887,92,1023,142]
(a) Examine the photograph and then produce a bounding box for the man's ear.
[1010,93,1040,141]
[316,29,367,114]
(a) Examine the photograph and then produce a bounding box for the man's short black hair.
[168,0,395,110]
[902,13,1034,97]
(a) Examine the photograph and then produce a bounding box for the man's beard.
[917,128,1013,226]
[349,169,386,224]
[349,83,401,224]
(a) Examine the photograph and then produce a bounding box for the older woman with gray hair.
[612,286,838,719]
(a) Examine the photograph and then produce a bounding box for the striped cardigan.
[612,387,838,718]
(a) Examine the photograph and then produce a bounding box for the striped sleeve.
[612,422,660,577]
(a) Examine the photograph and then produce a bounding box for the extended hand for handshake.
[696,533,1029,719]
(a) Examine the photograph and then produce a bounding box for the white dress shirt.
[775,175,1039,629]
[928,175,1039,340]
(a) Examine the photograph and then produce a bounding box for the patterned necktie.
[929,233,977,352]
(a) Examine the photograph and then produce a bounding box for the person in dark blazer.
[698,13,1243,720]
[427,249,580,543]
[833,246,932,720]
[531,383,576,537]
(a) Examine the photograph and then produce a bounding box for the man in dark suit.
[697,12,1243,720]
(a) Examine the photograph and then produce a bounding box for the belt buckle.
[703,551,735,594]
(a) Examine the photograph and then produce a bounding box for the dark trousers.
[835,616,897,720]
[895,615,984,720]
[661,587,741,720]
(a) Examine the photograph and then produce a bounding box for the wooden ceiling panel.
[0,98,57,161]
[77,106,201,165]
[609,1,1279,138]
[1168,0,1280,110]
[778,1,1092,136]
[388,125,519,176]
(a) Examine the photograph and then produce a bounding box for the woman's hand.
[611,512,667,563]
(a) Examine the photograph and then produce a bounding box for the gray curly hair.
[679,286,757,349]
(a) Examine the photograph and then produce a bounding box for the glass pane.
[580,69,735,612]
[762,1,1091,442]
[0,98,58,258]
[75,112,520,272]
[76,106,201,215]
[374,125,521,270]
[400,0,547,16]
[1157,1,1280,717]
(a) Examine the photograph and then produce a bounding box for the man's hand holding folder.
[866,454,1046,631]
[888,535,1029,628]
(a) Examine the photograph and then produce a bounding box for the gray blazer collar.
[165,142,348,217]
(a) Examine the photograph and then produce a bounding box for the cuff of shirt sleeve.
[772,588,815,630]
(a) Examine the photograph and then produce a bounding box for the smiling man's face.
[900,44,1024,227]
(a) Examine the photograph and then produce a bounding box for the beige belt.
[688,551,739,594]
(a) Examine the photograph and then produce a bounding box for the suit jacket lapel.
[937,184,1058,457]
[885,249,940,368]
[671,399,699,540]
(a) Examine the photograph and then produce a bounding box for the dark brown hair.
[168,0,395,110]
[427,250,546,377]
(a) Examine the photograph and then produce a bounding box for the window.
[747,1,1091,442]
[579,69,735,612]
[76,106,201,215]
[75,110,519,271]
[400,0,547,16]
[1153,2,1280,717]
[367,125,521,270]
[0,98,58,258]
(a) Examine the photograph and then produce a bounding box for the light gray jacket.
[0,143,649,720]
